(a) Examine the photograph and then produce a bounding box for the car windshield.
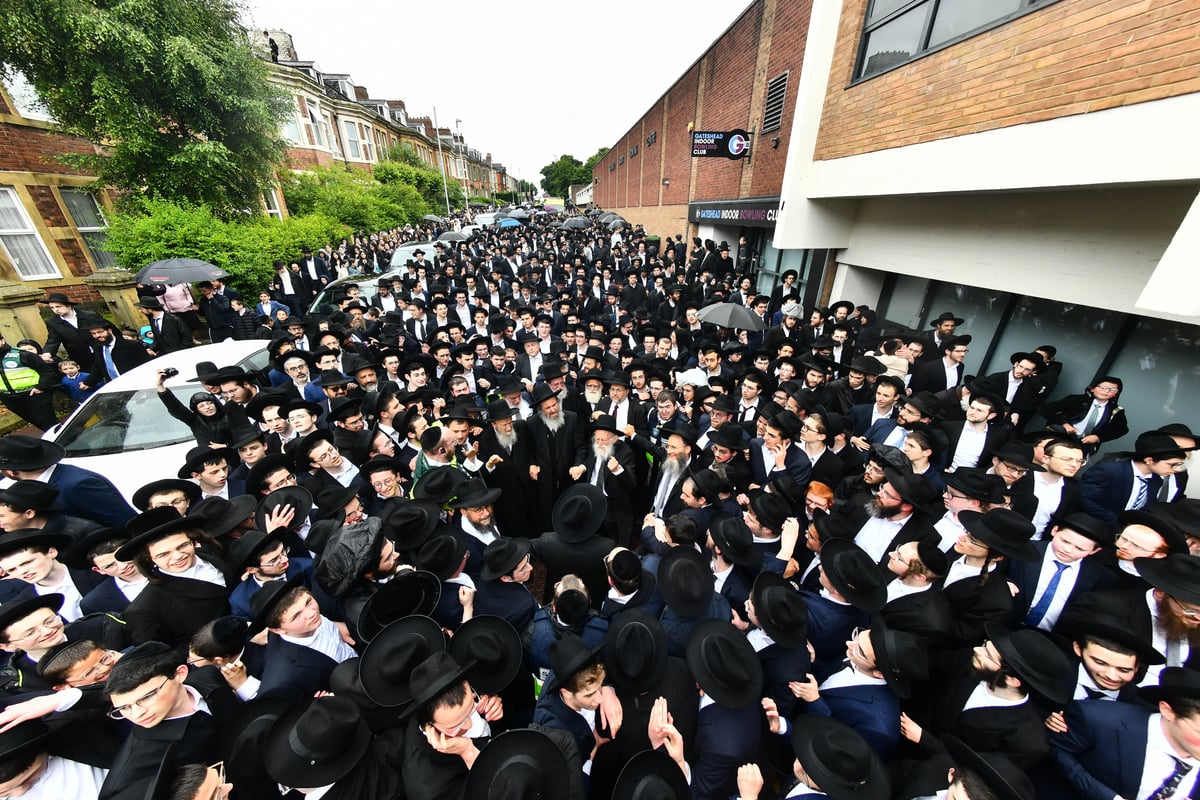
[55,385,199,456]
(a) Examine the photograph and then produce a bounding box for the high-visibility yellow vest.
[0,351,40,392]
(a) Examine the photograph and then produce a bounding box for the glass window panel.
[879,274,929,332]
[922,281,1011,378]
[1,233,59,279]
[868,0,919,23]
[0,188,27,230]
[929,0,1024,48]
[1100,318,1200,456]
[3,70,53,121]
[859,4,929,78]
[61,189,106,229]
[82,231,115,268]
[991,295,1122,409]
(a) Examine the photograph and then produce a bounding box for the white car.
[42,339,270,504]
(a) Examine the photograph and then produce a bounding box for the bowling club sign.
[691,129,752,160]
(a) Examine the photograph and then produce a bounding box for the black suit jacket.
[148,312,193,355]
[258,634,339,699]
[526,410,587,493]
[1005,541,1113,627]
[1079,460,1161,527]
[908,358,962,394]
[44,311,102,364]
[1051,696,1158,800]
[939,420,1010,470]
[530,532,616,608]
[123,553,235,646]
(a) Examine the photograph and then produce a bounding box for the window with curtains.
[60,189,115,268]
[0,187,60,279]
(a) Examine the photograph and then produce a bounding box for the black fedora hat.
[657,546,714,618]
[60,525,128,571]
[243,390,290,424]
[0,716,67,768]
[262,695,372,787]
[0,436,64,471]
[867,614,928,699]
[447,615,523,694]
[131,478,202,512]
[115,510,203,562]
[552,484,607,544]
[0,529,73,561]
[604,609,668,691]
[943,468,1001,503]
[254,486,314,533]
[1136,553,1200,606]
[480,537,531,582]
[1134,433,1188,460]
[187,494,256,539]
[412,466,469,505]
[465,729,574,800]
[249,572,307,633]
[848,355,887,376]
[243,453,294,497]
[543,631,605,695]
[358,614,445,707]
[357,570,442,643]
[984,623,1072,706]
[708,515,760,568]
[899,391,940,420]
[613,749,690,800]
[707,425,749,451]
[1057,611,1164,665]
[988,441,1044,472]
[380,498,443,551]
[944,736,1035,800]
[883,468,940,515]
[867,443,910,474]
[929,311,964,327]
[415,527,467,581]
[176,444,237,479]
[591,413,620,435]
[751,571,809,647]
[959,509,1038,562]
[1051,512,1113,548]
[485,399,517,422]
[446,478,502,510]
[818,538,887,612]
[225,530,282,573]
[791,716,890,800]
[686,618,763,709]
[1139,666,1200,706]
[749,490,790,534]
[0,594,63,635]
[0,480,61,514]
[530,382,557,406]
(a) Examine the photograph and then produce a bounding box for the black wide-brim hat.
[1135,553,1200,606]
[708,515,760,568]
[604,609,668,691]
[412,466,469,505]
[357,570,442,643]
[685,618,763,710]
[818,538,887,612]
[751,571,809,647]
[958,509,1038,562]
[944,736,1035,800]
[867,614,927,700]
[0,435,64,471]
[613,749,690,800]
[1119,510,1189,555]
[1139,666,1200,706]
[984,623,1072,706]
[465,729,574,800]
[448,615,523,695]
[543,631,605,696]
[791,716,890,800]
[551,484,607,544]
[249,572,307,633]
[657,546,715,618]
[1055,611,1164,665]
[254,486,314,533]
[131,478,202,512]
[0,529,73,560]
[60,526,128,570]
[262,695,372,788]
[446,478,502,510]
[188,494,257,539]
[380,498,443,552]
[929,312,965,327]
[176,445,238,479]
[415,527,467,581]
[115,513,203,562]
[244,453,295,497]
[358,614,446,707]
[0,593,64,635]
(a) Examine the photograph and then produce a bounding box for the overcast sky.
[241,0,752,187]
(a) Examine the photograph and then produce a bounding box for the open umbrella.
[494,211,511,220]
[562,217,591,230]
[598,212,618,224]
[607,219,627,231]
[697,302,767,331]
[437,231,468,242]
[586,208,604,217]
[422,214,444,223]
[135,258,229,285]
[508,208,530,220]
[498,217,522,228]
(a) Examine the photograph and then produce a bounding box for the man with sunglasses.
[99,642,237,800]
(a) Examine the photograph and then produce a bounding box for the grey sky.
[242,0,752,189]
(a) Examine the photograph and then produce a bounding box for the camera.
[161,367,179,379]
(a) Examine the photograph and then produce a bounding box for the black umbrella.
[562,217,591,230]
[607,219,627,231]
[422,214,444,223]
[508,209,530,220]
[135,258,229,285]
[697,302,767,331]
[586,208,605,217]
[436,231,468,242]
[598,212,619,224]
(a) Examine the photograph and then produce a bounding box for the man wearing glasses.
[100,642,235,800]
[1020,438,1086,538]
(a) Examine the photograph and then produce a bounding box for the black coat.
[530,531,616,608]
[123,553,235,646]
[146,311,193,355]
[88,334,152,383]
[44,311,103,364]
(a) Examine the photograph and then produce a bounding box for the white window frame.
[343,120,362,159]
[263,189,283,220]
[0,186,61,280]
[59,188,115,268]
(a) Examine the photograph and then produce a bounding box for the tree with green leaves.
[539,155,587,198]
[0,0,289,218]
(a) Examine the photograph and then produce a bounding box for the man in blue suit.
[798,538,886,678]
[1052,667,1200,800]
[1079,433,1188,526]
[1006,512,1115,631]
[0,436,136,528]
[790,617,927,757]
[251,576,356,699]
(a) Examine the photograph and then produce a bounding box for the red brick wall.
[815,0,1200,160]
[750,0,810,197]
[0,122,98,175]
[54,237,92,277]
[27,185,67,227]
[661,65,700,207]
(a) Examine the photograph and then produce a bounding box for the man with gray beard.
[478,399,536,536]
[584,415,639,545]
[847,469,942,570]
[526,383,588,531]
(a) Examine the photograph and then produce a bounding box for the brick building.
[597,0,1200,454]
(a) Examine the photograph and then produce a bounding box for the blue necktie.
[103,345,119,379]
[1133,475,1150,510]
[1025,561,1067,628]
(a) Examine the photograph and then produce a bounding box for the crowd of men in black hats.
[0,208,1196,800]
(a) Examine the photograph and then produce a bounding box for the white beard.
[494,427,517,453]
[541,411,565,434]
[592,442,614,462]
[584,388,603,405]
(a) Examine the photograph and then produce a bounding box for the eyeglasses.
[999,461,1030,475]
[11,613,64,642]
[1169,596,1200,620]
[1115,534,1164,556]
[71,650,119,685]
[943,488,971,500]
[204,762,226,800]
[1051,455,1085,465]
[108,676,171,719]
[265,473,297,492]
[311,446,340,463]
[260,548,288,569]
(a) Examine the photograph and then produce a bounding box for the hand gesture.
[788,673,820,703]
[623,424,636,438]
[0,693,61,733]
[607,456,620,473]
[486,454,503,469]
[458,586,475,610]
[529,465,540,481]
[647,697,673,749]
[899,712,923,743]
[598,686,623,736]
[737,764,764,800]
[476,694,504,722]
[761,697,781,734]
[219,660,249,690]
[263,503,295,534]
[1045,710,1069,734]
[568,465,587,481]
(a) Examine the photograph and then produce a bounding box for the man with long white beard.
[477,400,536,536]
[583,415,638,545]
[527,383,587,530]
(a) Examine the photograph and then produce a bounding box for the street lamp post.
[432,105,452,216]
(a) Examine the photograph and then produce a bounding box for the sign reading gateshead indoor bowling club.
[691,129,752,160]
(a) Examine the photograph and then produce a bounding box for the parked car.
[41,339,269,504]
[306,240,435,316]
